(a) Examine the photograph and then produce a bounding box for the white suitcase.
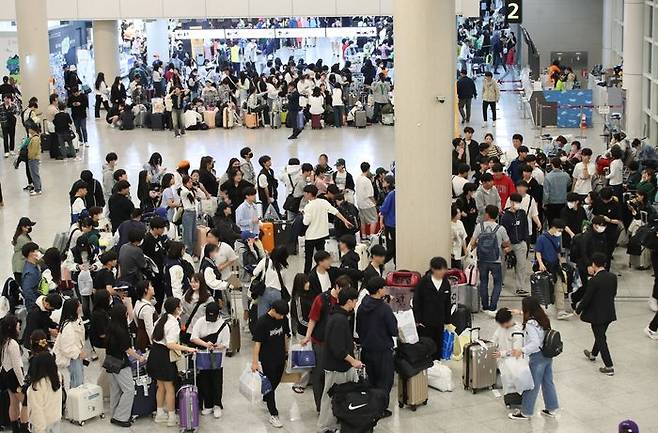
[66,383,104,425]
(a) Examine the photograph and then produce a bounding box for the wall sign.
[506,0,523,24]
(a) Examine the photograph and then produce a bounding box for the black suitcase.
[504,392,522,409]
[214,111,223,128]
[450,304,472,335]
[530,272,553,307]
[273,220,296,255]
[39,133,52,152]
[132,373,157,418]
[151,112,164,131]
[121,111,135,130]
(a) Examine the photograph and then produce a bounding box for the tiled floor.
[1,82,656,433]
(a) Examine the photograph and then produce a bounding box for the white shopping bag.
[428,361,454,392]
[395,309,419,344]
[77,270,93,296]
[239,364,264,404]
[499,357,535,394]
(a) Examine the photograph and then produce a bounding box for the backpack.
[476,223,501,262]
[339,203,360,235]
[541,329,563,358]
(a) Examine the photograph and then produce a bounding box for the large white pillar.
[146,20,170,65]
[15,0,50,105]
[623,0,644,139]
[394,0,455,270]
[602,0,613,68]
[93,20,120,81]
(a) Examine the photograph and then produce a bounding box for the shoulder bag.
[283,174,302,212]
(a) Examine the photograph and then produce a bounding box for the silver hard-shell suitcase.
[462,328,497,394]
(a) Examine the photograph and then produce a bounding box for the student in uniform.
[180,273,214,343]
[147,298,197,427]
[317,287,363,433]
[0,315,28,433]
[252,246,290,317]
[307,251,338,297]
[52,299,86,389]
[361,244,386,288]
[337,235,363,285]
[164,241,194,300]
[199,243,231,310]
[26,352,62,433]
[190,302,230,419]
[105,303,146,427]
[133,281,157,351]
[251,300,290,429]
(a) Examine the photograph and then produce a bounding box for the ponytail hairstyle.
[152,297,180,342]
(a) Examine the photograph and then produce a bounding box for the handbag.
[283,174,302,213]
[102,354,125,374]
[250,258,269,299]
[172,206,184,224]
[169,349,182,363]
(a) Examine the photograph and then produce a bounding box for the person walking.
[508,296,560,420]
[25,121,43,196]
[481,72,500,127]
[577,252,617,376]
[94,72,111,118]
[500,193,530,296]
[535,219,573,320]
[457,69,477,123]
[67,86,89,147]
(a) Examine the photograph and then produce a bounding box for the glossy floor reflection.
[0,88,655,433]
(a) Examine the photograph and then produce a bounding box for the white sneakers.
[201,408,213,416]
[268,415,283,428]
[153,412,168,423]
[649,297,658,312]
[557,311,573,321]
[213,406,223,419]
[484,310,497,318]
[644,327,658,340]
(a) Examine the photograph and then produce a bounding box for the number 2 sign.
[506,0,522,24]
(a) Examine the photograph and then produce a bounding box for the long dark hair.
[152,297,180,342]
[43,248,62,283]
[30,352,61,392]
[71,235,95,265]
[184,273,210,304]
[161,173,174,190]
[59,298,80,332]
[270,246,289,271]
[93,289,111,312]
[291,273,309,298]
[522,297,551,330]
[225,158,240,175]
[0,315,19,359]
[106,303,129,348]
[95,72,105,90]
[148,152,163,168]
[11,221,31,246]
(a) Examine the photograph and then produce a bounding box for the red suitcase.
[311,114,322,129]
[446,269,467,285]
[385,271,421,312]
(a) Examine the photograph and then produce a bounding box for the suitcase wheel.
[472,389,477,394]
[398,402,403,408]
[423,400,428,406]
[410,405,417,412]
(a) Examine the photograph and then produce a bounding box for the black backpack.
[541,329,563,358]
[328,381,387,432]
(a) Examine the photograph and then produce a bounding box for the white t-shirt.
[334,171,347,192]
[451,220,467,259]
[154,314,180,345]
[606,159,623,186]
[572,161,596,195]
[332,88,344,107]
[317,269,332,292]
[253,258,285,291]
[302,199,339,240]
[257,172,269,189]
[531,167,545,186]
[452,176,469,197]
[190,317,231,347]
[355,175,375,210]
[71,197,86,217]
[214,242,238,280]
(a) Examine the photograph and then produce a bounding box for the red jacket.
[493,174,516,208]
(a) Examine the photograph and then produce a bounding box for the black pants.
[2,121,15,153]
[361,349,395,409]
[482,101,496,121]
[95,95,110,118]
[544,204,564,227]
[591,323,613,368]
[571,266,589,309]
[304,237,327,274]
[152,277,166,313]
[649,312,658,332]
[197,368,223,409]
[311,342,325,412]
[651,250,658,300]
[261,360,285,416]
[458,98,472,122]
[418,324,443,361]
[384,226,396,265]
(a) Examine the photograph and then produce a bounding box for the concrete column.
[146,20,170,65]
[602,0,613,67]
[623,0,644,138]
[394,0,455,270]
[15,0,50,105]
[93,20,120,81]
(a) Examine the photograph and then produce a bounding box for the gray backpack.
[476,223,501,262]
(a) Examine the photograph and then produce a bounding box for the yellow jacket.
[27,135,40,160]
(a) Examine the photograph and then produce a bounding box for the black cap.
[205,302,220,322]
[18,217,36,227]
[335,158,346,167]
[375,167,388,176]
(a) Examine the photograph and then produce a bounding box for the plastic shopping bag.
[287,343,316,372]
[77,270,94,296]
[499,357,535,394]
[394,310,419,344]
[428,361,454,392]
[239,364,272,404]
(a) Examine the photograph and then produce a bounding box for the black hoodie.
[75,170,106,208]
[323,306,355,373]
[356,295,397,352]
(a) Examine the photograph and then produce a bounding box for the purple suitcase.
[177,355,199,431]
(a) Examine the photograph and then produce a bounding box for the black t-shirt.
[53,112,72,133]
[252,314,289,366]
[94,268,116,291]
[106,326,131,363]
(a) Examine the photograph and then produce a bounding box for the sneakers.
[166,414,177,427]
[644,327,658,340]
[583,350,596,361]
[515,289,529,296]
[268,415,283,428]
[201,408,213,416]
[599,367,615,376]
[508,411,529,421]
[213,406,222,419]
[154,413,168,423]
[649,297,658,312]
[29,191,41,196]
[557,311,573,320]
[110,418,131,428]
[484,309,497,318]
[3,152,8,158]
[541,409,557,418]
[381,409,393,418]
[23,184,34,191]
[84,142,89,147]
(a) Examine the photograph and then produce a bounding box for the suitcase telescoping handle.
[469,327,481,342]
[511,332,525,352]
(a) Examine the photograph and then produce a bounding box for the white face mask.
[35,252,43,261]
[595,225,606,234]
[554,231,563,238]
[567,202,576,209]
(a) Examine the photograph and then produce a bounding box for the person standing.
[26,352,63,433]
[0,314,28,433]
[67,86,89,147]
[317,287,362,433]
[371,73,392,124]
[11,217,36,285]
[257,155,281,218]
[20,242,43,310]
[577,252,617,376]
[170,86,186,138]
[543,158,571,226]
[412,257,453,360]
[508,297,560,420]
[481,72,500,127]
[94,72,111,118]
[356,277,397,418]
[355,162,378,237]
[500,193,530,296]
[572,148,596,200]
[457,69,477,124]
[239,147,257,186]
[535,219,573,320]
[379,175,396,264]
[52,299,87,389]
[251,300,290,429]
[0,94,17,158]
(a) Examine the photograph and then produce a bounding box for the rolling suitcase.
[354,110,367,128]
[120,111,135,130]
[177,355,199,432]
[151,112,164,131]
[311,114,322,129]
[272,220,295,255]
[66,383,104,425]
[135,110,148,128]
[204,110,216,128]
[132,359,157,418]
[530,271,553,307]
[227,318,241,357]
[462,328,497,394]
[271,111,282,129]
[244,113,258,129]
[397,370,428,411]
[215,111,223,128]
[385,271,421,312]
[450,284,481,314]
[223,107,235,129]
[261,222,275,253]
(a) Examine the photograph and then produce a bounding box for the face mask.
[35,252,43,261]
[560,156,568,163]
[554,231,563,238]
[595,225,606,234]
[567,202,576,209]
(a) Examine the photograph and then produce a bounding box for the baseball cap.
[335,158,346,167]
[375,167,388,176]
[205,302,220,322]
[18,217,36,227]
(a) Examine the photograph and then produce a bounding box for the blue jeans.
[69,358,84,388]
[333,106,344,127]
[182,210,197,256]
[27,159,42,192]
[521,352,559,416]
[478,262,502,310]
[257,287,282,318]
[73,117,88,143]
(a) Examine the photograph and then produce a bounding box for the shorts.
[359,207,378,225]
